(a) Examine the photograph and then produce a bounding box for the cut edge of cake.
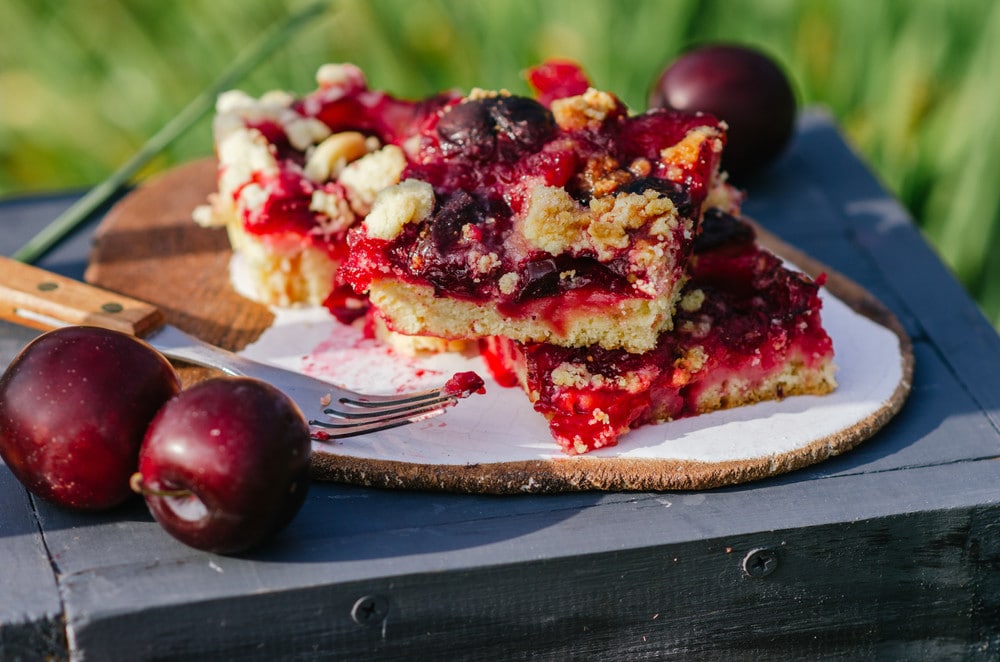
[478,212,838,454]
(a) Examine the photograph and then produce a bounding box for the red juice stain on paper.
[298,320,445,394]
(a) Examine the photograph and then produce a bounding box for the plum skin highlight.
[133,377,312,554]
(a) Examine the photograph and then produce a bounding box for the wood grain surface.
[84,159,915,493]
[85,158,274,353]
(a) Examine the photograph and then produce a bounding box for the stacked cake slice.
[196,61,836,454]
[479,210,837,453]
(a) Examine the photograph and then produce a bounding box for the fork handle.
[0,255,165,337]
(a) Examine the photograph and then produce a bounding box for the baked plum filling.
[434,95,559,162]
[479,211,837,454]
[339,62,728,352]
[354,182,694,305]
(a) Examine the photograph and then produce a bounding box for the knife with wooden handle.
[0,256,165,337]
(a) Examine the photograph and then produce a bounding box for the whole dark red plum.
[132,377,311,554]
[0,326,181,510]
[649,44,797,179]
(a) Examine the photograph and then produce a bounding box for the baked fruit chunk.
[193,63,456,308]
[479,211,838,454]
[340,66,730,353]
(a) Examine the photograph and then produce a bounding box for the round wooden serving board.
[86,159,914,493]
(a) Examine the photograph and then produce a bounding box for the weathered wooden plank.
[743,130,854,241]
[0,469,66,661]
[854,217,1000,428]
[0,215,74,660]
[59,460,1000,660]
[779,114,1000,429]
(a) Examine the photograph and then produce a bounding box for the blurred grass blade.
[12,0,332,264]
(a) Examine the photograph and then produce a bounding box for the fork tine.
[311,402,449,439]
[326,394,456,419]
[337,386,447,407]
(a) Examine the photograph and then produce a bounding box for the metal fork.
[141,324,461,438]
[1,256,468,438]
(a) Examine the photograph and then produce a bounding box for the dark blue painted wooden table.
[2,111,999,661]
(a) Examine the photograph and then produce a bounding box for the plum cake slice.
[479,210,838,454]
[194,61,738,353]
[340,63,734,353]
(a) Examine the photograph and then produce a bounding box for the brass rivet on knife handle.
[0,255,165,337]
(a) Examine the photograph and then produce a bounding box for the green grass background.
[2,0,999,327]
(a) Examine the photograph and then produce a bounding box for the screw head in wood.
[742,547,779,578]
[351,594,389,626]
